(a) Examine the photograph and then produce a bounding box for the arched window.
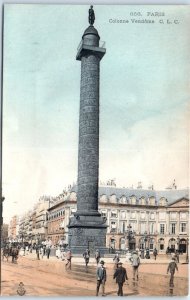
[110,194,117,203]
[100,194,107,203]
[149,197,155,206]
[119,196,126,204]
[130,196,136,205]
[140,197,146,205]
[168,238,176,250]
[159,197,166,206]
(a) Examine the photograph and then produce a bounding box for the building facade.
[46,186,189,253]
[8,215,18,241]
[8,185,189,253]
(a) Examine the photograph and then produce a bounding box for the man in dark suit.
[83,248,90,267]
[167,257,178,287]
[96,260,107,296]
[113,262,128,296]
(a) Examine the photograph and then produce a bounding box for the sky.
[2,5,190,223]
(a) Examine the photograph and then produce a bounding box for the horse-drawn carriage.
[2,245,19,263]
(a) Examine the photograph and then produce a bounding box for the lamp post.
[186,238,189,264]
[109,234,115,253]
[125,224,135,251]
[143,231,149,250]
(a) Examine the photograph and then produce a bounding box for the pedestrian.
[42,245,46,258]
[29,244,32,253]
[153,248,158,260]
[56,245,61,259]
[113,262,128,296]
[145,248,150,259]
[65,249,72,270]
[174,250,179,263]
[140,249,144,259]
[46,246,51,259]
[130,250,140,281]
[113,252,120,270]
[167,257,178,287]
[26,245,29,255]
[83,248,90,267]
[96,260,106,296]
[23,245,26,256]
[36,245,40,260]
[95,249,101,265]
[40,246,43,259]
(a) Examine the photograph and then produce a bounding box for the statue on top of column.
[88,5,95,25]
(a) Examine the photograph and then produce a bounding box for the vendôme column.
[68,6,108,254]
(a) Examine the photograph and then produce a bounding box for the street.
[1,253,188,296]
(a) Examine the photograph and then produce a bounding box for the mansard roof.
[98,186,155,199]
[71,185,189,206]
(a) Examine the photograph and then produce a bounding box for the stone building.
[16,196,54,244]
[46,185,189,253]
[8,215,18,241]
[2,223,9,243]
[32,196,51,242]
[47,193,76,245]
[18,214,28,242]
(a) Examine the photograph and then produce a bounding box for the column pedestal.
[68,215,108,254]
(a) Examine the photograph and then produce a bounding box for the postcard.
[1,4,189,297]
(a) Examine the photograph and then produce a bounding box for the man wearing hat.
[167,257,178,287]
[113,262,128,296]
[130,250,140,281]
[96,260,107,296]
[113,252,120,271]
[95,249,101,265]
[83,248,90,267]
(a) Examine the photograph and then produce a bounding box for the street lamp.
[143,231,150,249]
[109,234,116,253]
[125,224,136,251]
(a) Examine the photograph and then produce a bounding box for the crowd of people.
[2,242,181,295]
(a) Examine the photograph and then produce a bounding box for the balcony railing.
[77,39,106,51]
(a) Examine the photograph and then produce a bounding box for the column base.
[68,214,108,255]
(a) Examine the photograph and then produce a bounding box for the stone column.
[77,54,100,215]
[68,23,108,254]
